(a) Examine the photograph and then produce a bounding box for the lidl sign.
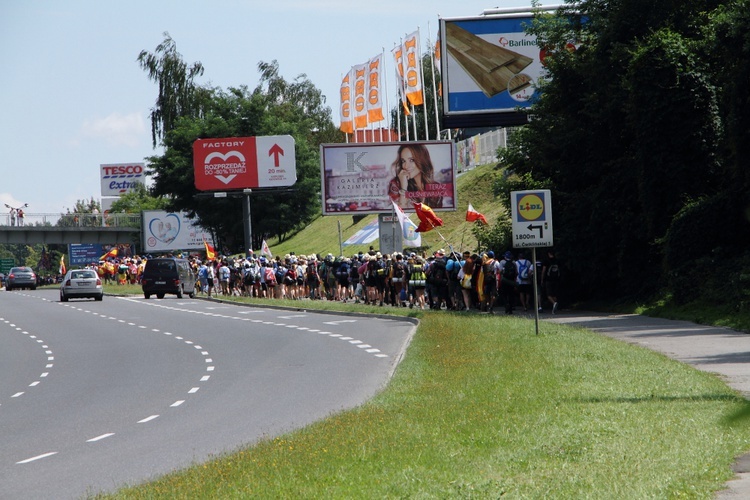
[510,189,553,248]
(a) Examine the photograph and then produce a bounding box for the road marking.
[138,415,159,423]
[171,400,185,407]
[323,319,358,325]
[87,433,115,442]
[29,381,40,387]
[200,375,210,381]
[278,314,306,319]
[12,392,24,398]
[188,387,200,394]
[17,452,57,464]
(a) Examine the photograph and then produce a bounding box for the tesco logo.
[102,165,144,176]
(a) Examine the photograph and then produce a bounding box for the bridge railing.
[1,213,141,228]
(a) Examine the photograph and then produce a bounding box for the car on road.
[60,269,103,301]
[6,266,37,291]
[141,257,196,299]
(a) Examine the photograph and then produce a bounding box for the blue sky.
[0,0,534,215]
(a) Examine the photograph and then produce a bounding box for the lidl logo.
[517,193,545,221]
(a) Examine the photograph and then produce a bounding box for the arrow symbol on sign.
[527,224,544,237]
[214,174,237,185]
[269,144,284,167]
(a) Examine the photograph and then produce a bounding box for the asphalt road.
[0,289,415,499]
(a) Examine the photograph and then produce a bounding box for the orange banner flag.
[413,202,443,233]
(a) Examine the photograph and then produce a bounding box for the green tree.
[143,55,337,253]
[138,32,207,148]
[501,0,743,302]
[109,183,169,213]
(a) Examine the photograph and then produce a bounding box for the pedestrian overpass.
[0,213,141,245]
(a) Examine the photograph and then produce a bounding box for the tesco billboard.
[100,162,145,197]
[193,135,296,191]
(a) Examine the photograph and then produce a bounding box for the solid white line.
[87,433,115,442]
[17,452,57,464]
[138,415,159,423]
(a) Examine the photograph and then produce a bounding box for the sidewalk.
[547,311,750,499]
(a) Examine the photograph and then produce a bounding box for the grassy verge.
[105,307,750,498]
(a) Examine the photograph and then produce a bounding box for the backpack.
[409,264,426,287]
[307,262,320,282]
[427,259,448,286]
[284,267,297,285]
[502,261,517,280]
[275,266,286,284]
[518,259,532,281]
[264,267,276,286]
[336,263,349,279]
[546,263,561,281]
[483,260,497,283]
[392,261,405,279]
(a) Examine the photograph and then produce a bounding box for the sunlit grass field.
[99,292,750,498]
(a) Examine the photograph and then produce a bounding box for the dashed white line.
[138,415,159,423]
[17,452,58,464]
[171,400,185,407]
[188,387,200,394]
[87,433,115,442]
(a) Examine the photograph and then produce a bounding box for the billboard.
[440,13,546,127]
[193,135,296,191]
[320,141,455,215]
[100,162,146,197]
[141,211,214,253]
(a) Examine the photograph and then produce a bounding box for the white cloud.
[78,112,147,148]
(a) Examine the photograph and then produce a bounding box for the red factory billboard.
[193,135,296,191]
[320,141,456,215]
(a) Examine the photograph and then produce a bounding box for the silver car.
[60,269,103,302]
[6,266,37,291]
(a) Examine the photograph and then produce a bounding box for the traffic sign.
[193,135,296,191]
[510,189,553,248]
[0,258,15,274]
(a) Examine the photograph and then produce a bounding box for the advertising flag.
[59,254,66,275]
[339,70,353,134]
[261,240,273,258]
[392,45,410,116]
[413,202,443,233]
[403,31,424,106]
[366,54,384,123]
[466,203,488,225]
[353,63,368,129]
[392,200,422,247]
[203,238,216,260]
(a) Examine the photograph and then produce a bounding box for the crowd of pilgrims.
[101,247,561,315]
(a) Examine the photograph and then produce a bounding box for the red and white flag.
[403,31,424,106]
[466,203,488,225]
[339,70,353,134]
[352,62,368,129]
[261,239,273,258]
[366,54,384,123]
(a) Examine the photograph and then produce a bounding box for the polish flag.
[466,203,488,225]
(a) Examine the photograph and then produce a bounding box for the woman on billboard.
[388,143,444,209]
